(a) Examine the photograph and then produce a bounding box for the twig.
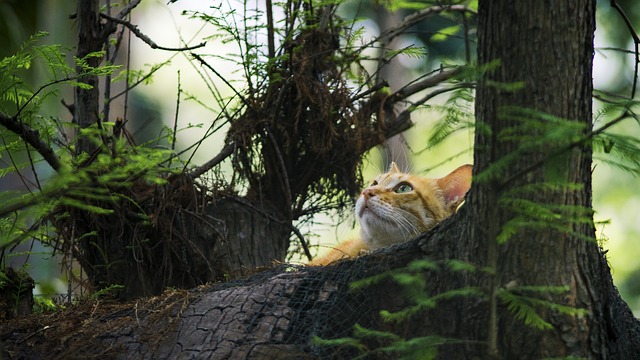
[351,67,463,142]
[103,0,113,124]
[389,67,463,102]
[188,143,235,180]
[1,135,36,194]
[100,13,206,52]
[0,111,62,171]
[380,5,474,45]
[172,71,181,151]
[191,53,250,108]
[115,0,142,21]
[18,325,54,344]
[266,0,275,59]
[266,125,293,210]
[610,0,640,99]
[291,225,313,261]
[349,81,388,103]
[387,83,474,138]
[109,61,163,102]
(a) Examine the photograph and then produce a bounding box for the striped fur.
[309,163,472,265]
[358,162,472,249]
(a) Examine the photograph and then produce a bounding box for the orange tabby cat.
[309,163,472,265]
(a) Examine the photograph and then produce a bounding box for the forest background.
[1,0,639,314]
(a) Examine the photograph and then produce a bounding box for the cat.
[308,162,472,265]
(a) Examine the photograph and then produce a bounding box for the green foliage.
[427,86,474,150]
[387,46,428,60]
[593,130,640,176]
[497,183,594,244]
[431,24,462,42]
[317,259,481,358]
[313,323,460,360]
[312,334,368,353]
[91,284,125,299]
[33,296,59,314]
[0,32,178,251]
[498,285,587,330]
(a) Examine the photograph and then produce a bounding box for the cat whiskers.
[383,207,423,240]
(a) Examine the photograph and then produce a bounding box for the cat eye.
[394,182,413,193]
[370,180,379,186]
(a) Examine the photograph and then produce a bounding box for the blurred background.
[1,0,638,314]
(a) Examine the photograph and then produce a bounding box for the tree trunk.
[3,227,639,359]
[74,0,102,155]
[449,0,638,358]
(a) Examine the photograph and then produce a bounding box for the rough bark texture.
[2,219,639,359]
[456,0,639,358]
[74,0,102,155]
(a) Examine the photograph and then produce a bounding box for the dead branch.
[380,5,474,44]
[188,143,235,180]
[99,13,206,52]
[610,0,640,98]
[0,111,62,172]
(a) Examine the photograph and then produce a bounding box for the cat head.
[356,162,472,249]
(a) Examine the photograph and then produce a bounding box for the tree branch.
[353,67,465,142]
[610,0,640,99]
[188,143,234,179]
[115,0,142,21]
[379,5,475,44]
[0,111,62,172]
[99,13,206,52]
[389,67,463,102]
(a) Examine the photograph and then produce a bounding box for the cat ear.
[436,164,472,211]
[388,162,401,174]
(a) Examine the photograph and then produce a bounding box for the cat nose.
[363,188,375,199]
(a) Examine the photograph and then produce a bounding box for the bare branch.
[191,53,250,108]
[0,111,62,172]
[389,67,463,102]
[115,0,142,21]
[380,5,474,44]
[100,13,206,52]
[610,0,640,99]
[353,67,465,142]
[188,143,234,180]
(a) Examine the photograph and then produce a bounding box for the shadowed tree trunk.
[469,0,599,356]
[421,0,639,358]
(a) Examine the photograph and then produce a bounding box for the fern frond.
[593,132,640,176]
[498,289,553,330]
[390,336,443,360]
[354,323,403,342]
[446,259,477,272]
[498,287,587,331]
[387,46,428,60]
[406,259,439,272]
[311,335,367,353]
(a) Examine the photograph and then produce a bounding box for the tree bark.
[453,0,638,358]
[74,0,103,155]
[3,223,639,359]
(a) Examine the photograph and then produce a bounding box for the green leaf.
[431,25,462,42]
[65,81,93,89]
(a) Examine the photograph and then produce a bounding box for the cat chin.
[360,216,412,250]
